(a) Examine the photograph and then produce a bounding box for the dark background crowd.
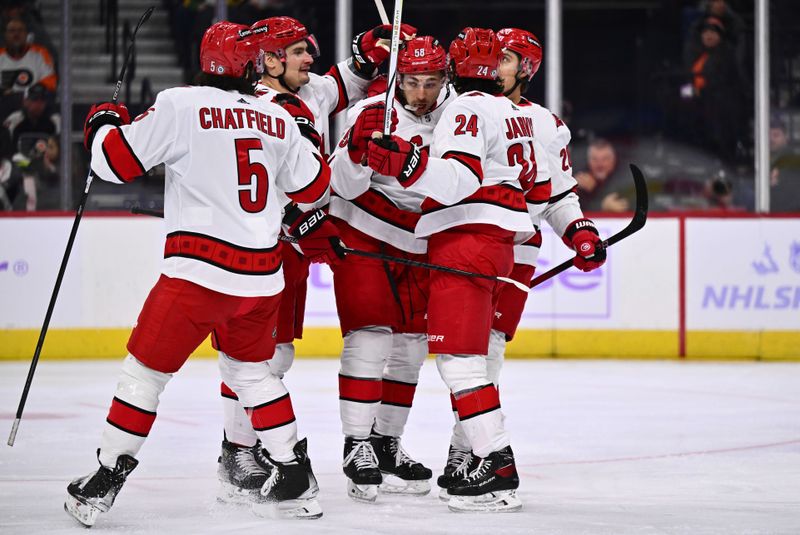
[1,0,798,213]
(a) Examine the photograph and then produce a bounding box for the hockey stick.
[7,6,156,448]
[382,0,404,135]
[529,163,648,289]
[373,0,390,24]
[129,206,532,293]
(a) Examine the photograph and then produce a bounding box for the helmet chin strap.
[503,74,524,98]
[264,62,300,93]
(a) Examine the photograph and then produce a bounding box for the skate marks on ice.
[1,358,799,534]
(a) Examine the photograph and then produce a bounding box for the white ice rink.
[1,357,798,534]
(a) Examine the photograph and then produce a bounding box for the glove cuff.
[562,218,599,246]
[283,203,328,239]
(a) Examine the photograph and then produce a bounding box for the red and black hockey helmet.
[496,27,542,81]
[200,21,261,77]
[398,36,447,74]
[448,27,503,81]
[249,16,320,61]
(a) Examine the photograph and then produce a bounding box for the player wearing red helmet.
[213,15,416,506]
[65,22,336,525]
[365,27,554,513]
[437,27,607,507]
[326,35,455,503]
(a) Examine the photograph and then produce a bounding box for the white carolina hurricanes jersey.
[256,59,372,156]
[90,86,329,297]
[328,86,456,254]
[513,97,585,267]
[406,91,550,239]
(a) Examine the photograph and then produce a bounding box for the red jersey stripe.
[285,153,330,204]
[102,127,145,183]
[442,150,483,182]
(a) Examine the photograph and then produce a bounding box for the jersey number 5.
[236,138,268,213]
[507,141,537,192]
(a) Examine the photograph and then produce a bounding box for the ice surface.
[1,358,799,534]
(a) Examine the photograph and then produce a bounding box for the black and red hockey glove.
[348,103,397,163]
[367,135,427,187]
[351,23,417,76]
[272,93,321,150]
[283,204,346,265]
[562,218,607,272]
[83,102,131,151]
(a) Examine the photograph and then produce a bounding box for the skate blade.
[252,497,323,519]
[447,490,522,513]
[347,480,379,503]
[378,474,431,496]
[217,481,259,505]
[438,487,451,502]
[64,494,101,527]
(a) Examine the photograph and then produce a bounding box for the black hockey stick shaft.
[8,6,155,448]
[129,207,531,292]
[529,163,649,289]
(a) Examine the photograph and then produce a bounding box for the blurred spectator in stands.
[14,134,59,210]
[574,138,633,213]
[3,82,59,150]
[0,0,56,61]
[686,0,746,69]
[0,17,57,121]
[0,122,28,210]
[770,118,800,213]
[682,16,747,166]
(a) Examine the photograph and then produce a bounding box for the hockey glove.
[348,103,397,164]
[283,204,346,265]
[351,23,417,76]
[367,135,427,187]
[562,218,606,272]
[272,93,321,150]
[83,102,131,151]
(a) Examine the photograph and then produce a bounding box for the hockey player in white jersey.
[64,22,342,526]
[366,28,552,512]
[214,15,416,502]
[328,36,455,502]
[437,27,608,502]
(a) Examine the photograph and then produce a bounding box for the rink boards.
[0,213,798,360]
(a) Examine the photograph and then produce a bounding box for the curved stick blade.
[135,6,156,35]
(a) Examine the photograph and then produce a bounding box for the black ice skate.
[217,436,274,504]
[64,449,138,527]
[342,436,382,503]
[253,438,322,519]
[371,431,432,495]
[436,444,475,501]
[447,446,522,513]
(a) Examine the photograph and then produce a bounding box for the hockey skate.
[342,436,382,503]
[371,432,432,496]
[252,438,322,519]
[217,437,274,505]
[64,449,138,527]
[447,446,522,513]
[436,445,474,501]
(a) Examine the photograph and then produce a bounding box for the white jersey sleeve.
[89,86,328,297]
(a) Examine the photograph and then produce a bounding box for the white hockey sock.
[437,354,510,459]
[449,395,471,451]
[339,326,392,438]
[99,355,172,467]
[374,333,427,437]
[220,382,258,447]
[218,352,297,463]
[486,329,507,387]
[268,342,295,378]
